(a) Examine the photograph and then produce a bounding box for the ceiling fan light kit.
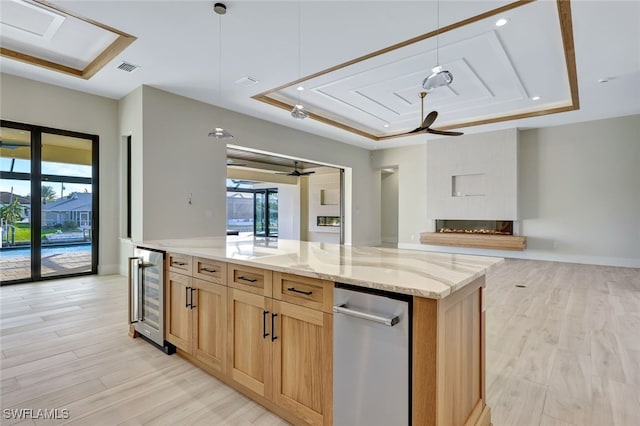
[208,127,234,139]
[422,66,454,92]
[209,2,233,140]
[291,104,309,120]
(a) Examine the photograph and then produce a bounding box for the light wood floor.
[0,259,638,425]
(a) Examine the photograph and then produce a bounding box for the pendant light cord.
[436,0,440,67]
[297,1,301,105]
[218,14,222,98]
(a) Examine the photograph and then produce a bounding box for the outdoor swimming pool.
[0,243,92,259]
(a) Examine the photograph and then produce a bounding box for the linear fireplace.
[436,220,513,236]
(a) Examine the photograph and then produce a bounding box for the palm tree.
[0,198,24,225]
[42,185,56,204]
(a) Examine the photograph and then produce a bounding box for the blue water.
[0,243,92,259]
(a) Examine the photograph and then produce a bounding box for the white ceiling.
[1,0,639,150]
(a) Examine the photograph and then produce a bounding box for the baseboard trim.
[98,264,120,275]
[397,243,640,268]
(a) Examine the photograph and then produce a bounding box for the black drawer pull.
[201,267,217,273]
[287,287,313,296]
[271,313,278,342]
[190,288,196,309]
[238,276,258,283]
[185,286,191,308]
[263,310,269,338]
[172,261,186,266]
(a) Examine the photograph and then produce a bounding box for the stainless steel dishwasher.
[333,283,412,426]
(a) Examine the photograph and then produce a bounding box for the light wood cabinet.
[227,287,273,399]
[193,257,226,284]
[167,252,192,275]
[227,269,333,426]
[192,279,227,374]
[272,300,333,426]
[166,267,227,374]
[228,263,272,296]
[165,271,191,352]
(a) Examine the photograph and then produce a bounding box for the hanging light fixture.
[208,2,234,139]
[422,0,453,92]
[291,1,308,120]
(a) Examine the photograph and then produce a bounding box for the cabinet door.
[165,271,191,352]
[228,288,272,399]
[192,279,227,374]
[272,300,333,426]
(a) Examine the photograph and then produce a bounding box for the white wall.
[1,73,120,274]
[427,129,518,220]
[372,116,640,267]
[380,170,399,245]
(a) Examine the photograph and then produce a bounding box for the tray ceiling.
[254,0,578,140]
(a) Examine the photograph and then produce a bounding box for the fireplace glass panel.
[436,220,513,235]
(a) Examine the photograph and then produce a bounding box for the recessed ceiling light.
[383,124,390,128]
[495,18,509,27]
[531,96,540,101]
[296,86,304,91]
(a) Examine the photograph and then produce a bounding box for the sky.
[1,158,92,199]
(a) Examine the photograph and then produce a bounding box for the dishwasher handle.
[333,304,399,327]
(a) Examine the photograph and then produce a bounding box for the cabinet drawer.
[228,263,272,297]
[273,272,334,313]
[193,257,226,284]
[167,253,192,275]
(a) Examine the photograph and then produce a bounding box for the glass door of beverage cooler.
[130,248,164,347]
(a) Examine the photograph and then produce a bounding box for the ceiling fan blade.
[298,171,315,175]
[427,128,464,136]
[405,126,427,134]
[422,110,438,128]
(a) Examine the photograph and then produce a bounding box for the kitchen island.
[133,237,502,426]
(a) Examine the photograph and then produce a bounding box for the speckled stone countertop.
[136,237,503,299]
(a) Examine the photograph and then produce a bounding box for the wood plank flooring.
[1,259,639,425]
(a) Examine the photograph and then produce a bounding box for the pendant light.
[422,0,453,92]
[290,1,308,120]
[208,2,234,139]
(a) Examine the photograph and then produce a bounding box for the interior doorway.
[380,168,399,247]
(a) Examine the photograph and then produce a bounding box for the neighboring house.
[0,191,31,222]
[42,192,92,228]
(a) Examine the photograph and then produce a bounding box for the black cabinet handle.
[287,287,313,296]
[173,261,186,266]
[185,286,191,308]
[238,276,258,283]
[201,267,217,273]
[271,313,278,342]
[190,288,196,309]
[262,310,269,339]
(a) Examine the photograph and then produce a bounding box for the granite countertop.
[136,237,503,299]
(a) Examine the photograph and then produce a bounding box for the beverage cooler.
[128,248,175,354]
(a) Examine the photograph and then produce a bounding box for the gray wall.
[119,86,380,272]
[1,73,121,274]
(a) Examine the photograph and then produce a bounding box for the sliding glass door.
[0,121,98,284]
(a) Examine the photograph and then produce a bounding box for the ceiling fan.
[276,161,315,176]
[400,92,463,137]
[226,158,247,167]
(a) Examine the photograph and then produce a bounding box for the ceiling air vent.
[117,61,140,72]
